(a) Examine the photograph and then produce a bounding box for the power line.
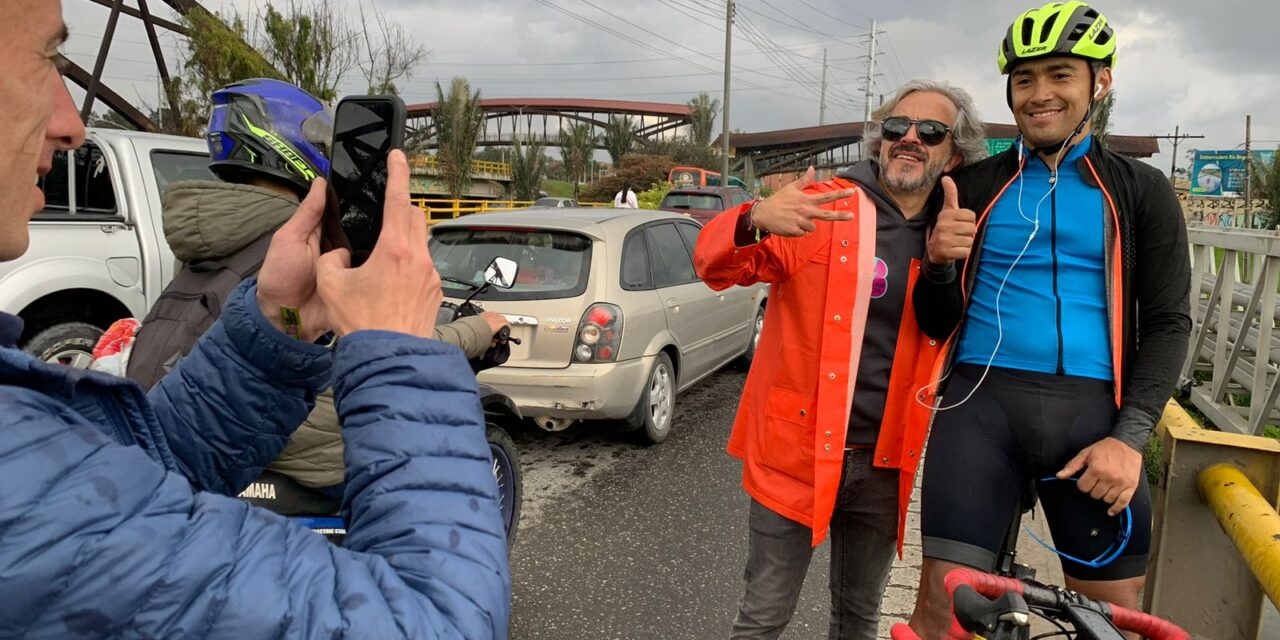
[792,0,869,30]
[530,0,805,102]
[881,34,910,87]
[734,15,824,100]
[735,2,855,45]
[656,0,723,23]
[448,71,720,84]
[736,13,861,105]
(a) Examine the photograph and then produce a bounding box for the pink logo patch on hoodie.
[871,257,888,298]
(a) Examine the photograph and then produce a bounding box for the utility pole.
[1244,115,1253,228]
[819,48,828,126]
[1150,125,1204,185]
[720,0,735,179]
[858,20,882,158]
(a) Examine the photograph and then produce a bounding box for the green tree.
[171,9,282,134]
[434,76,484,200]
[687,92,720,147]
[1251,147,1280,229]
[636,181,673,210]
[560,123,596,199]
[639,137,720,171]
[171,1,365,133]
[1091,90,1115,148]
[473,147,508,163]
[579,153,675,202]
[258,0,355,102]
[602,114,637,165]
[509,135,548,202]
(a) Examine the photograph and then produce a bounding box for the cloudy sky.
[61,0,1278,174]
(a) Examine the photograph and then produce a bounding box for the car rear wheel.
[737,305,765,368]
[27,321,103,368]
[628,352,676,445]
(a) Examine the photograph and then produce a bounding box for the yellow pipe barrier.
[1198,463,1280,607]
[1157,399,1200,436]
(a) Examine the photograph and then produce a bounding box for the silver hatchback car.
[429,208,767,443]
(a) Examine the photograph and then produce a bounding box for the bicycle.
[889,481,1189,640]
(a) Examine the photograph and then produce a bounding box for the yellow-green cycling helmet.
[998,1,1116,74]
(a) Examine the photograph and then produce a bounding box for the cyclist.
[908,3,1191,637]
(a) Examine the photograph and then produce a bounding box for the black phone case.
[325,95,408,264]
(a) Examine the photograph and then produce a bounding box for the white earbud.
[1094,84,1103,99]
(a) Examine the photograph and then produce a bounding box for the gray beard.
[882,159,946,195]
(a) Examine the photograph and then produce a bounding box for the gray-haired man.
[699,80,988,640]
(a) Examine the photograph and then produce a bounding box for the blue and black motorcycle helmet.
[206,78,333,197]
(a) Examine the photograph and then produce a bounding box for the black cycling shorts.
[920,364,1151,581]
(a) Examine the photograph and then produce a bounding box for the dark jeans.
[731,449,899,640]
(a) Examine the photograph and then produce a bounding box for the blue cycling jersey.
[957,134,1113,381]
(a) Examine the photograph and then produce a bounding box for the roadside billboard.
[1189,149,1276,197]
[986,138,1015,156]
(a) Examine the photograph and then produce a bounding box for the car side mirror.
[484,257,518,289]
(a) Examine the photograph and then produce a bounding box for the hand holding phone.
[316,150,444,339]
[324,95,407,267]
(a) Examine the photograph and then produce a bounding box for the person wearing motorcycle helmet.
[206,77,332,197]
[128,78,509,495]
[908,3,1190,637]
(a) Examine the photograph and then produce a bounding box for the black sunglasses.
[880,116,952,146]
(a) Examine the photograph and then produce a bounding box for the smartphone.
[325,95,407,267]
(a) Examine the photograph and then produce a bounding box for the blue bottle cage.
[1024,476,1133,569]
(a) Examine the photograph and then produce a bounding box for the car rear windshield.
[430,228,592,300]
[661,193,724,210]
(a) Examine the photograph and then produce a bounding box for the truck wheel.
[26,322,102,368]
[487,424,523,544]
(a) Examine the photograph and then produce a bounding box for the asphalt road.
[501,367,1280,640]
[505,367,838,639]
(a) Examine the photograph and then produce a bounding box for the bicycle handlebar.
[888,568,1188,640]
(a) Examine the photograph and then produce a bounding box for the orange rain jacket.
[693,178,945,550]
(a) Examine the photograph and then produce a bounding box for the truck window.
[151,150,219,195]
[35,144,118,218]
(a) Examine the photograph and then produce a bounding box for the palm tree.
[687,92,720,147]
[509,135,547,202]
[1252,147,1280,229]
[602,114,637,165]
[433,76,484,200]
[1090,90,1115,149]
[561,123,596,199]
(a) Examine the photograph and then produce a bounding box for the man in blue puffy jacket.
[0,1,510,637]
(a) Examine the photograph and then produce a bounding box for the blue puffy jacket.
[0,280,510,639]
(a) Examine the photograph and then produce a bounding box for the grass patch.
[540,179,576,198]
[1143,432,1164,487]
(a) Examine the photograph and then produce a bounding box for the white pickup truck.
[0,128,213,365]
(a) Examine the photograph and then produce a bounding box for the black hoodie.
[837,160,944,445]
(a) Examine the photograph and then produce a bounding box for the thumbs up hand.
[926,176,977,265]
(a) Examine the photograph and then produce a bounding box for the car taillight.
[574,303,623,362]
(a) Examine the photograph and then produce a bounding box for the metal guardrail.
[1181,227,1280,435]
[409,198,613,224]
[1147,404,1280,639]
[1198,463,1280,607]
[407,155,513,180]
